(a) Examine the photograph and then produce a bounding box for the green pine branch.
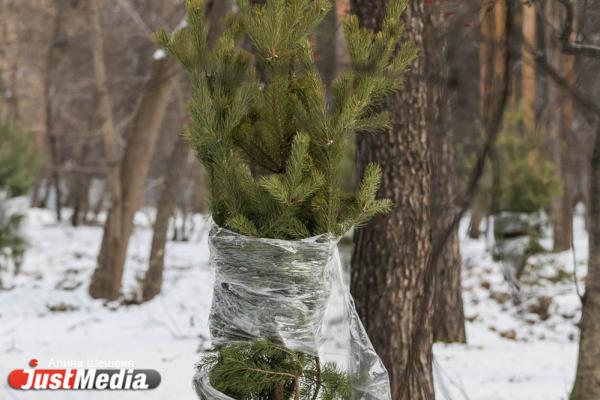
[158,0,415,240]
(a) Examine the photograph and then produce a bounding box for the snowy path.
[0,209,583,399]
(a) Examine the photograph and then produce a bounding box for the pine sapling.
[157,0,417,398]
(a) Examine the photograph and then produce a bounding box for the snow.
[0,208,585,399]
[433,212,585,400]
[153,49,167,60]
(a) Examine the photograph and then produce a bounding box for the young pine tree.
[0,114,39,275]
[157,0,416,240]
[157,0,416,398]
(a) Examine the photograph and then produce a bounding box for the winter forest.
[1,0,599,399]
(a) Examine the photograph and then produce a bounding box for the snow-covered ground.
[0,208,585,400]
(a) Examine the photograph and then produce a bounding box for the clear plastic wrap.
[195,223,391,400]
[492,212,544,278]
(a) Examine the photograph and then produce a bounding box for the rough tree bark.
[573,125,600,399]
[350,1,433,399]
[88,0,178,300]
[429,1,465,344]
[546,0,574,251]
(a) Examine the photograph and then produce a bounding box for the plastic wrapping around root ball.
[197,223,392,400]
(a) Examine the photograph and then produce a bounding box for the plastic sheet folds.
[195,223,391,400]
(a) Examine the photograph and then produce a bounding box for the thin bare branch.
[116,0,153,36]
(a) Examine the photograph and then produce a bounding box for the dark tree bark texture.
[573,125,600,399]
[350,0,434,399]
[426,0,466,344]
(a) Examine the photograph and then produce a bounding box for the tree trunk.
[88,0,124,300]
[89,11,178,300]
[572,124,600,399]
[142,87,189,302]
[428,1,465,344]
[142,135,189,301]
[70,174,91,227]
[468,207,482,239]
[557,1,577,251]
[521,1,537,132]
[493,0,507,93]
[70,141,92,227]
[480,0,494,126]
[89,0,122,230]
[472,0,495,236]
[44,1,65,222]
[350,1,433,399]
[546,0,574,251]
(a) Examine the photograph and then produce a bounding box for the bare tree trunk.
[142,136,189,300]
[44,1,65,221]
[546,0,574,251]
[521,1,537,132]
[573,124,600,399]
[470,0,495,239]
[88,0,124,299]
[69,139,92,226]
[88,0,178,300]
[142,87,189,301]
[428,0,465,344]
[480,0,494,126]
[350,1,433,398]
[493,0,507,93]
[70,155,92,227]
[468,207,483,239]
[89,56,177,300]
[557,0,577,251]
[89,0,122,228]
